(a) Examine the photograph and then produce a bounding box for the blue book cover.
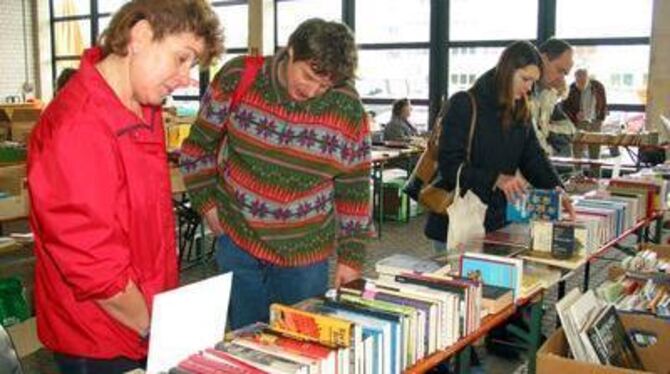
[527,189,562,221]
[460,257,517,298]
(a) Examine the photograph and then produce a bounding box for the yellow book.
[269,303,353,348]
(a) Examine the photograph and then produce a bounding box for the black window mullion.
[90,0,98,45]
[49,0,57,85]
[342,0,354,31]
[429,0,448,129]
[537,0,556,44]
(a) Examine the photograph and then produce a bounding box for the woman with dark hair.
[384,98,419,141]
[426,41,573,251]
[27,1,223,372]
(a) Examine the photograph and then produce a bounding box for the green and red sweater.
[180,52,373,269]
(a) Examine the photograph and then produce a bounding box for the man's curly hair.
[287,18,357,84]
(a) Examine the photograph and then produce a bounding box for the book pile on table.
[504,186,658,270]
[596,248,670,319]
[556,289,645,370]
[168,253,485,374]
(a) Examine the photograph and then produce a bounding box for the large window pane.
[98,0,130,14]
[569,45,649,105]
[556,0,652,38]
[98,16,111,35]
[357,49,429,100]
[448,47,502,95]
[366,103,430,133]
[276,0,341,46]
[54,20,91,56]
[449,0,537,41]
[355,0,430,43]
[53,0,90,17]
[214,4,248,49]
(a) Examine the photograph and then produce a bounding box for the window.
[556,0,653,38]
[355,0,430,123]
[449,0,537,41]
[357,49,429,100]
[53,0,90,17]
[98,0,129,14]
[355,0,430,44]
[568,45,649,105]
[54,20,91,56]
[275,0,341,46]
[213,4,249,49]
[448,47,503,94]
[365,103,430,133]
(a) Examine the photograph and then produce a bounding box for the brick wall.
[0,0,38,100]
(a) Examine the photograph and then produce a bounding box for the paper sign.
[146,272,232,373]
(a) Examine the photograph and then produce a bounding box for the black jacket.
[424,69,562,242]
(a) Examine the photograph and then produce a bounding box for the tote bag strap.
[455,91,477,197]
[464,90,478,163]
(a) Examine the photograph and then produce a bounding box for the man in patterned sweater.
[180,18,372,329]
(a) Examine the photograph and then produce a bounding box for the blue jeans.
[215,235,329,330]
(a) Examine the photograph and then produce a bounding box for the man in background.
[564,68,609,174]
[530,38,575,155]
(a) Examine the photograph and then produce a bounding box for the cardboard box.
[6,317,41,358]
[0,164,26,196]
[8,108,40,144]
[537,314,670,373]
[638,243,670,259]
[0,109,10,141]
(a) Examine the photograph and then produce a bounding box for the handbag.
[446,163,488,251]
[404,91,477,214]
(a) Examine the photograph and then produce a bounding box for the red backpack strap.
[228,55,264,113]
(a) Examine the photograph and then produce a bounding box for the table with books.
[163,173,669,374]
[370,145,423,238]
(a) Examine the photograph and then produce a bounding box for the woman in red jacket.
[27,1,222,372]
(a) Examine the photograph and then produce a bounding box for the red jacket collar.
[78,47,161,137]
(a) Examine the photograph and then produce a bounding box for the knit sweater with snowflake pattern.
[180,52,373,269]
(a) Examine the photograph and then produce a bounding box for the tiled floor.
[20,212,648,373]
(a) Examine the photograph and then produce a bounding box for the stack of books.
[169,253,486,374]
[595,248,670,319]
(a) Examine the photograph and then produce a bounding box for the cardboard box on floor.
[0,164,26,196]
[8,108,40,144]
[638,243,670,259]
[0,164,29,221]
[0,107,40,144]
[537,314,670,374]
[6,317,42,358]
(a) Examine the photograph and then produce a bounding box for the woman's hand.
[558,188,577,221]
[495,173,527,202]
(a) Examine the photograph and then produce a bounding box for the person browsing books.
[425,41,575,252]
[384,98,419,142]
[27,1,223,372]
[180,18,373,330]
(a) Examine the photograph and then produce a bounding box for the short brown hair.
[287,18,357,84]
[494,41,543,128]
[99,0,224,66]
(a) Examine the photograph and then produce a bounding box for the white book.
[568,290,606,364]
[555,289,589,362]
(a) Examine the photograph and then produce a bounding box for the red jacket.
[27,48,178,360]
